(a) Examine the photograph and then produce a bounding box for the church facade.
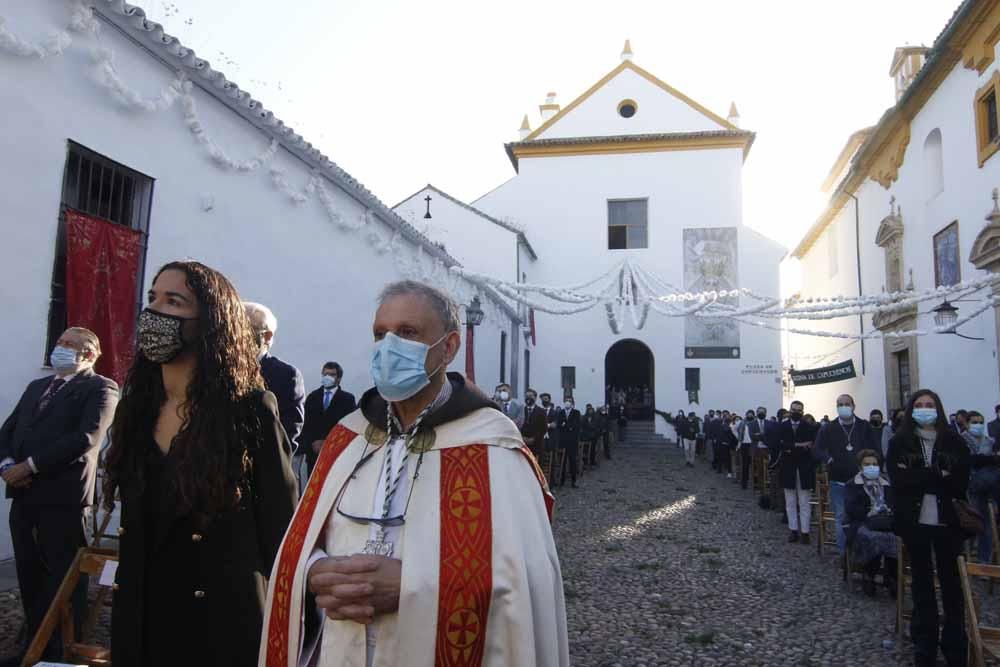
[398,45,786,423]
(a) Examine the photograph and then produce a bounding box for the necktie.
[323,390,332,410]
[36,378,66,414]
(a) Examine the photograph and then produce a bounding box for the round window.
[618,99,637,119]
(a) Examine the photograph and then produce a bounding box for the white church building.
[396,42,786,418]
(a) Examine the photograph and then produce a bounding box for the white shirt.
[916,428,942,526]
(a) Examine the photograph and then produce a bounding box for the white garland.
[0,16,71,58]
[91,47,184,112]
[180,81,278,172]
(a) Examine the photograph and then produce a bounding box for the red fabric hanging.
[65,210,143,385]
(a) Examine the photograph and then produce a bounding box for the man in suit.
[745,406,768,490]
[989,404,1000,441]
[540,392,562,453]
[301,361,357,476]
[494,383,523,428]
[779,400,820,545]
[245,302,305,454]
[519,388,547,458]
[558,397,581,488]
[0,327,118,665]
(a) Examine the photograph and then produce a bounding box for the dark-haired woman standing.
[886,389,970,667]
[104,261,297,666]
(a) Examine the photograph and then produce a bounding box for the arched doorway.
[605,339,654,420]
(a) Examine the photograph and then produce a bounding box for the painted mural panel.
[683,227,740,359]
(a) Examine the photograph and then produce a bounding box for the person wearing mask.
[764,408,788,514]
[494,383,523,428]
[735,410,755,488]
[815,394,873,558]
[989,404,1000,441]
[301,362,357,477]
[779,401,819,544]
[844,449,898,598]
[598,405,613,461]
[614,400,627,443]
[540,392,562,453]
[964,410,1000,563]
[747,407,768,491]
[0,328,118,666]
[681,411,699,467]
[887,389,970,667]
[520,388,547,458]
[884,408,906,459]
[581,404,599,468]
[104,261,298,666]
[558,397,581,488]
[245,302,305,454]
[674,410,689,451]
[261,280,568,666]
[718,413,737,479]
[869,410,886,454]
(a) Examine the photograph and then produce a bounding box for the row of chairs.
[535,431,617,487]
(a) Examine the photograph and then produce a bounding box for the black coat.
[815,418,879,483]
[558,408,581,448]
[259,353,305,452]
[0,368,118,507]
[886,428,970,538]
[580,412,599,441]
[778,419,820,490]
[844,474,895,543]
[543,405,563,451]
[519,404,548,454]
[301,385,357,468]
[111,391,298,666]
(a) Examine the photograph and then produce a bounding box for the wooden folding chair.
[959,556,1000,666]
[23,547,117,666]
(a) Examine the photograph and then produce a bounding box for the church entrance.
[605,339,654,421]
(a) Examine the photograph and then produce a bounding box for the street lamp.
[931,299,984,340]
[464,296,485,382]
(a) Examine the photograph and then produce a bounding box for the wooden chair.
[959,555,1000,666]
[23,547,117,666]
[811,470,830,556]
[537,451,554,485]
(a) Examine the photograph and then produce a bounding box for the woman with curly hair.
[104,261,298,666]
[887,389,970,667]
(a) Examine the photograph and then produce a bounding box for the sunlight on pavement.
[603,494,697,541]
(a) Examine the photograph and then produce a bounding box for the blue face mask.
[50,346,81,372]
[970,423,987,438]
[837,406,854,420]
[320,375,338,389]
[862,465,881,480]
[912,408,938,426]
[370,332,448,402]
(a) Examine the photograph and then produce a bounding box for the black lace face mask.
[137,308,195,364]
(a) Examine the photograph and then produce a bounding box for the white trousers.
[682,439,696,464]
[784,473,811,533]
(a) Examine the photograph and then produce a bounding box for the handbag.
[864,512,894,533]
[952,498,985,537]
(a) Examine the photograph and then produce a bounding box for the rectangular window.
[499,332,507,384]
[47,141,154,359]
[933,221,961,287]
[608,199,648,250]
[976,72,1000,166]
[896,349,911,410]
[560,366,576,400]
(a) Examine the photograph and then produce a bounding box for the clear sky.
[145,0,958,248]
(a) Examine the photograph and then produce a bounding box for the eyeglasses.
[333,444,424,528]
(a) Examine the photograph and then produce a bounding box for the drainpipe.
[848,193,866,375]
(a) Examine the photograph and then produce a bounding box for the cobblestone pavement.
[553,442,972,667]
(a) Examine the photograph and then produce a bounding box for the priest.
[259,280,569,667]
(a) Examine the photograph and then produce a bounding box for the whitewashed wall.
[476,147,785,429]
[0,0,513,560]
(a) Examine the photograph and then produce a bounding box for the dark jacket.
[0,368,118,507]
[259,353,305,452]
[111,391,298,667]
[520,403,548,455]
[581,412,599,441]
[844,473,895,543]
[301,385,357,468]
[543,405,563,451]
[747,417,767,446]
[990,417,1000,442]
[778,419,820,490]
[558,408,581,448]
[815,417,877,484]
[886,428,970,537]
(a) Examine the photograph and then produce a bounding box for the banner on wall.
[683,227,740,359]
[789,360,857,387]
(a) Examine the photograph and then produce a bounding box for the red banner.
[65,210,143,385]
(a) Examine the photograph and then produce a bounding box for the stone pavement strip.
[554,442,992,667]
[2,442,1000,665]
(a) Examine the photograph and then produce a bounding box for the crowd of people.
[669,392,1000,667]
[0,261,570,666]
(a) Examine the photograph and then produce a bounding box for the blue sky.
[145,0,958,246]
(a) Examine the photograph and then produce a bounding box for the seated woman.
[844,448,899,598]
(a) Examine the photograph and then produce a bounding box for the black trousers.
[903,526,967,667]
[9,501,88,659]
[717,443,732,473]
[559,442,579,486]
[739,444,752,488]
[586,438,598,466]
[601,431,611,460]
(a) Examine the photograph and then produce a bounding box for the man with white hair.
[246,302,305,455]
[259,280,568,667]
[0,327,118,665]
